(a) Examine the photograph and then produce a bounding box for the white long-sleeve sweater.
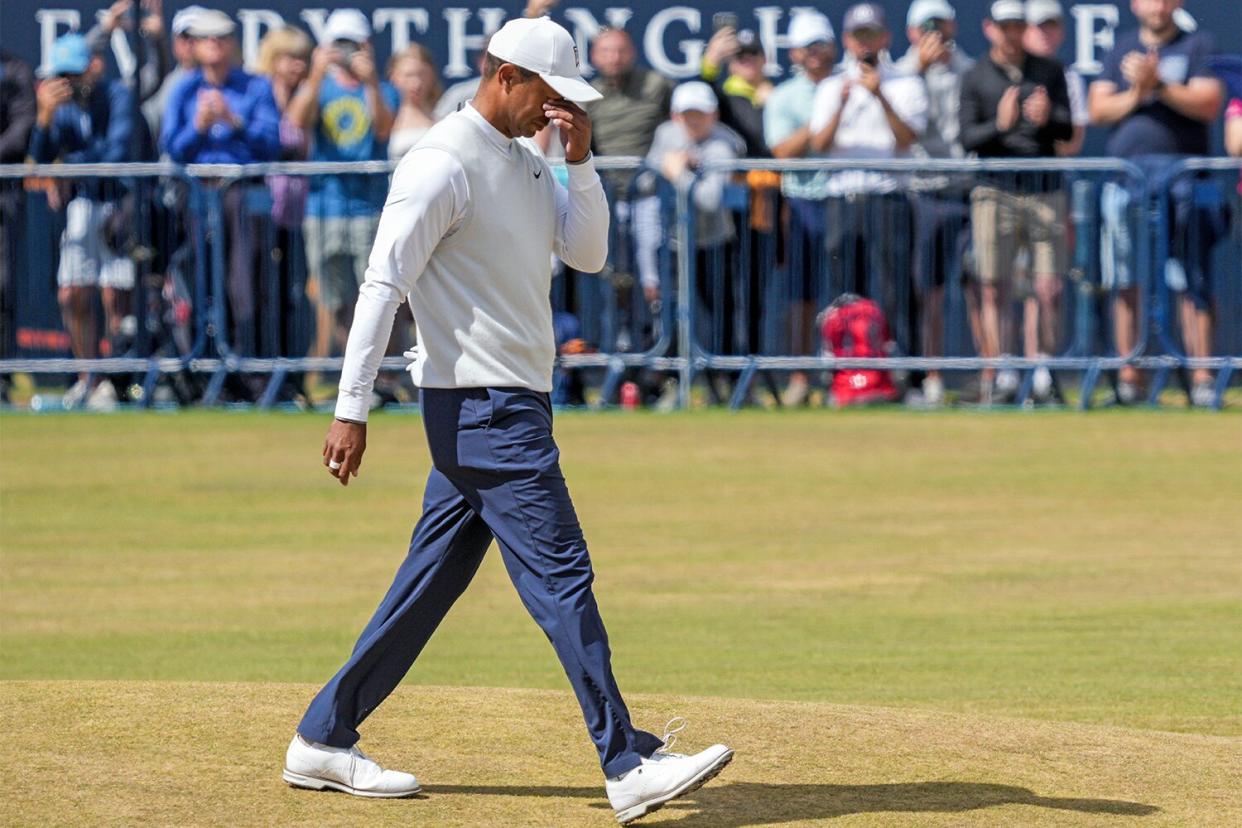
[334,104,610,422]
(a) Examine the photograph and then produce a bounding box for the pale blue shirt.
[763,72,832,201]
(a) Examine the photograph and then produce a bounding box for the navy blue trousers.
[298,387,663,777]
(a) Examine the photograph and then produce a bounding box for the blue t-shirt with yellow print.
[306,71,400,217]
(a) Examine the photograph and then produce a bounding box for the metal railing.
[0,157,1238,410]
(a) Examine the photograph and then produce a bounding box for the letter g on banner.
[643,6,702,79]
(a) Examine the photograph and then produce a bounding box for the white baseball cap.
[322,9,371,44]
[907,0,956,28]
[184,9,236,38]
[989,0,1026,23]
[788,12,835,49]
[1025,0,1064,25]
[171,5,208,36]
[487,17,602,103]
[671,81,718,114]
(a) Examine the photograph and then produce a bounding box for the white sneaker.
[1032,366,1053,401]
[921,375,944,407]
[1191,382,1216,408]
[62,379,90,409]
[282,734,422,798]
[86,381,118,412]
[605,720,733,825]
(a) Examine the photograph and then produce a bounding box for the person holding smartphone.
[896,0,974,406]
[808,3,928,355]
[288,9,399,392]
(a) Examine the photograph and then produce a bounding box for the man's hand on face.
[857,62,882,96]
[36,78,73,126]
[545,99,592,163]
[917,30,949,72]
[349,44,378,86]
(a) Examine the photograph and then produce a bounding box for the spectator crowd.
[0,0,1239,409]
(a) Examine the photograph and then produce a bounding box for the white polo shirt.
[809,59,929,195]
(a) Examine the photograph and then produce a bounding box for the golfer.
[282,17,732,824]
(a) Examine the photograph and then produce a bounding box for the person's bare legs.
[922,284,945,395]
[1180,295,1213,388]
[101,287,130,342]
[1113,286,1140,389]
[58,285,98,388]
[1035,274,1061,356]
[783,300,817,405]
[979,282,1001,389]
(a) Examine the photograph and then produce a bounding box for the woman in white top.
[386,45,441,160]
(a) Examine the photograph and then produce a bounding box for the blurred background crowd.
[1,0,1240,410]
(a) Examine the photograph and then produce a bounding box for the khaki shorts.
[970,186,1068,284]
[303,213,380,311]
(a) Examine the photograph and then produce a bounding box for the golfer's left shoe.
[282,734,422,798]
[605,720,733,825]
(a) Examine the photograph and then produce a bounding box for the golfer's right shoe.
[282,734,422,798]
[605,723,733,825]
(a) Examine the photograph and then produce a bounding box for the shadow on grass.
[422,781,1159,824]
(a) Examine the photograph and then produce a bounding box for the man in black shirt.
[959,0,1073,401]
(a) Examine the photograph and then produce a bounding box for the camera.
[333,39,360,65]
[58,75,93,108]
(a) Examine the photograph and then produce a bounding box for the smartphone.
[860,52,879,68]
[712,12,739,33]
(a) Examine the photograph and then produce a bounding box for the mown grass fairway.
[2,409,1240,825]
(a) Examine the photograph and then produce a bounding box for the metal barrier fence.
[0,158,1238,410]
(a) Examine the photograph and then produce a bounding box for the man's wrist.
[566,150,592,165]
[335,415,366,426]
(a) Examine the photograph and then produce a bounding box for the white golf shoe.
[605,719,733,825]
[282,734,422,798]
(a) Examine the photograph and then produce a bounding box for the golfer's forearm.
[557,156,609,273]
[336,285,401,422]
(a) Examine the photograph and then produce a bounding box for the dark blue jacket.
[28,78,133,164]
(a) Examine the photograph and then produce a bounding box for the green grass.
[2,409,1241,737]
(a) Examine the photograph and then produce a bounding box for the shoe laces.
[656,717,688,756]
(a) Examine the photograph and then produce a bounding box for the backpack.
[819,294,899,407]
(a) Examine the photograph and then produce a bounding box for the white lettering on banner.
[300,9,331,44]
[35,9,80,76]
[1072,3,1120,75]
[374,8,431,55]
[105,16,139,80]
[239,9,288,69]
[563,7,635,75]
[443,8,507,79]
[28,4,1146,82]
[644,6,702,79]
[754,6,817,78]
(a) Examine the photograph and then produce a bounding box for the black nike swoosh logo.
[534,169,542,179]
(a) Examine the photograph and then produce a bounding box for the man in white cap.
[809,2,928,352]
[646,81,745,361]
[143,4,208,141]
[896,0,974,406]
[959,0,1073,402]
[1089,0,1223,407]
[284,16,732,823]
[763,11,837,405]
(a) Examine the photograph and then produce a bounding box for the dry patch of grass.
[2,681,1238,827]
